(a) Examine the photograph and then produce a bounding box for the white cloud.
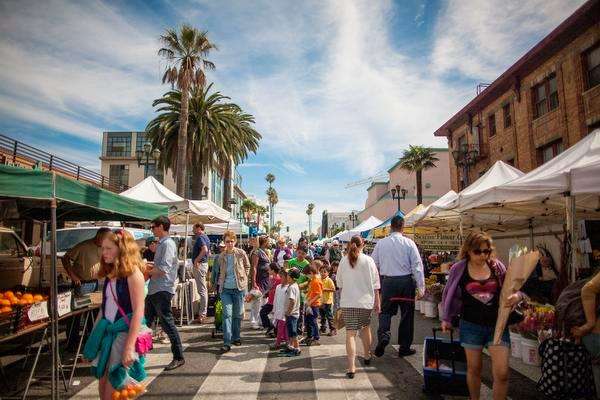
[431,0,585,80]
[281,161,307,176]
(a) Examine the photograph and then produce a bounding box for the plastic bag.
[111,375,146,400]
[244,289,262,303]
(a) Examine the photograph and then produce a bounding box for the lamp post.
[451,144,479,188]
[390,184,408,212]
[349,211,358,228]
[136,142,160,179]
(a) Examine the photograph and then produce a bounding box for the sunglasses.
[472,248,492,255]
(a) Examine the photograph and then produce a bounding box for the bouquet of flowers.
[493,244,540,344]
[424,282,444,303]
[518,303,555,340]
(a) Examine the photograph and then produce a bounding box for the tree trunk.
[190,162,204,200]
[416,170,423,205]
[223,159,232,211]
[176,83,190,197]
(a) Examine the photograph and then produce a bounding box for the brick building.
[434,0,600,191]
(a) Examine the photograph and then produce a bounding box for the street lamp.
[452,143,479,188]
[390,184,408,212]
[349,211,358,228]
[136,142,160,179]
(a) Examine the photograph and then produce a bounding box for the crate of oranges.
[0,291,49,333]
[111,381,146,399]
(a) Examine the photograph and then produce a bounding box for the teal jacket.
[83,315,147,389]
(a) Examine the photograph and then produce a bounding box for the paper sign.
[57,292,72,317]
[27,301,49,321]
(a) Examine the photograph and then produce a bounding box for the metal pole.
[39,221,47,290]
[528,219,534,250]
[182,211,190,281]
[50,198,59,400]
[566,194,577,282]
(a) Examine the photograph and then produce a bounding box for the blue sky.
[0,0,585,238]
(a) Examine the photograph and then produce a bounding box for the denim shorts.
[286,316,298,338]
[582,332,600,359]
[459,319,510,349]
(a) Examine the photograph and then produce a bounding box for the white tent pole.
[182,211,190,278]
[565,173,578,283]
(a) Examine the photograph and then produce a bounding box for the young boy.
[260,263,281,337]
[304,262,323,346]
[319,266,336,336]
[283,268,302,356]
[272,269,289,349]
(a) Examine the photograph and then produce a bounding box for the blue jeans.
[221,288,244,346]
[305,306,320,340]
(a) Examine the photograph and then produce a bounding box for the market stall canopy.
[492,130,600,202]
[120,176,184,204]
[337,216,383,242]
[369,210,407,239]
[171,219,248,235]
[443,161,524,211]
[120,176,230,224]
[0,164,167,221]
[407,190,458,227]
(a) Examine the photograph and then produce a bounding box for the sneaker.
[303,338,312,347]
[232,339,242,346]
[320,327,326,334]
[221,345,231,353]
[165,358,185,371]
[285,348,301,357]
[160,337,171,345]
[279,346,292,353]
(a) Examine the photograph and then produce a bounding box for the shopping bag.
[333,309,345,330]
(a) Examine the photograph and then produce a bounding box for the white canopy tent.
[120,176,230,224]
[337,216,383,242]
[171,219,248,235]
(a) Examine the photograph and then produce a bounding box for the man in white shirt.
[371,215,425,357]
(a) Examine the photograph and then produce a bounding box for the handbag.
[108,280,154,356]
[537,338,596,399]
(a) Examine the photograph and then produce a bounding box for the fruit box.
[15,301,49,332]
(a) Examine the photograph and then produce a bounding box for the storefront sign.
[415,233,460,251]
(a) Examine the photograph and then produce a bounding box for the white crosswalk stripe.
[193,341,269,399]
[310,343,381,400]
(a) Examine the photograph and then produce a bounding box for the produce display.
[0,291,47,314]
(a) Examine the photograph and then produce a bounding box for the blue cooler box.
[423,328,469,396]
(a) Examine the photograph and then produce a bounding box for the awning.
[0,164,168,221]
[337,216,383,242]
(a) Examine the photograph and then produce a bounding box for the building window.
[488,113,496,137]
[538,139,564,165]
[532,74,559,119]
[136,132,149,153]
[109,164,129,187]
[503,103,511,128]
[211,170,224,207]
[584,44,600,89]
[106,133,131,157]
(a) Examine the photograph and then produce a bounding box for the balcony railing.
[451,142,488,165]
[0,134,127,193]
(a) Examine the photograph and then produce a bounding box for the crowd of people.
[57,212,599,399]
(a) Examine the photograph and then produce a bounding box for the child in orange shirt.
[305,261,323,346]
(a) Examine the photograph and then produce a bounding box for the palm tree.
[398,146,439,205]
[274,220,284,234]
[265,173,275,229]
[158,25,217,196]
[146,85,261,199]
[306,203,315,237]
[240,198,257,224]
[255,205,267,229]
[266,187,278,232]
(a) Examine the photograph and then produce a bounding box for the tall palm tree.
[146,85,261,199]
[255,205,267,229]
[274,220,284,234]
[266,187,278,232]
[265,173,275,229]
[306,203,315,237]
[158,25,217,196]
[398,146,439,205]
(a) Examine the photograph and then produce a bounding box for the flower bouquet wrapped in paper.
[493,245,540,344]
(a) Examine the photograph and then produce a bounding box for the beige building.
[99,131,246,217]
[357,149,451,222]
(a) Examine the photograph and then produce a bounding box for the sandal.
[364,352,373,366]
